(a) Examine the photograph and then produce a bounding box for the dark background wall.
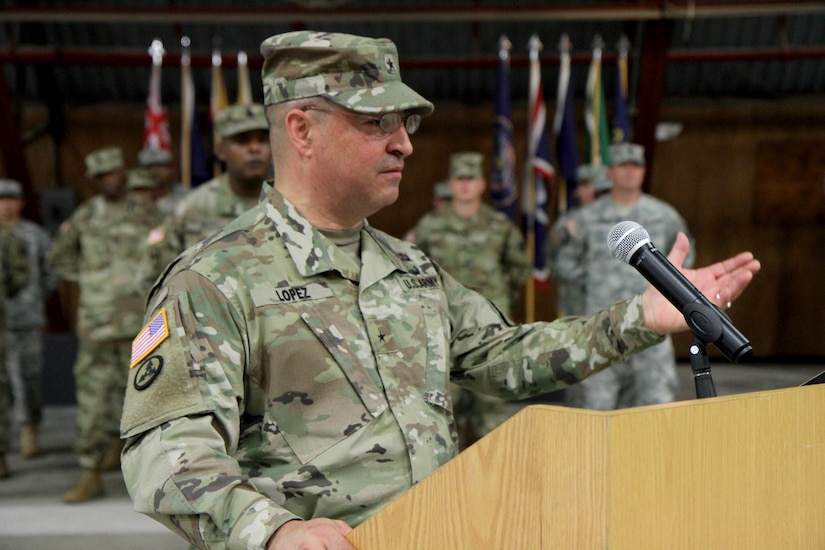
[13,96,825,362]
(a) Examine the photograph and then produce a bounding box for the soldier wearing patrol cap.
[136,103,272,288]
[411,151,530,449]
[553,142,696,411]
[119,31,759,549]
[126,167,160,201]
[0,179,60,463]
[48,146,162,501]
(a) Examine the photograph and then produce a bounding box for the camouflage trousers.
[6,329,44,426]
[72,337,131,469]
[451,384,514,451]
[565,337,678,410]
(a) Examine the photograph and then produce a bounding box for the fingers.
[665,232,690,269]
[267,518,355,550]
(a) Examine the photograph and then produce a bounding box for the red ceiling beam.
[2,45,825,70]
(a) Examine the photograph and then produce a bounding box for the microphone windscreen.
[607,221,650,262]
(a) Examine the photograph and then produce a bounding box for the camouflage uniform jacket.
[411,203,531,313]
[0,227,32,328]
[48,193,162,340]
[6,219,60,330]
[120,182,663,549]
[552,194,695,314]
[140,173,261,288]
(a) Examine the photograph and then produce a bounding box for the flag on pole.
[142,39,172,156]
[613,34,631,143]
[236,51,253,106]
[585,35,611,166]
[490,35,518,222]
[180,36,210,189]
[523,34,554,297]
[211,42,229,176]
[553,33,580,213]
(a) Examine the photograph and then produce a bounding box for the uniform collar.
[261,182,417,281]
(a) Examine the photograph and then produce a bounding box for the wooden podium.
[347,384,825,549]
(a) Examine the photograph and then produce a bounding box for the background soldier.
[48,146,162,502]
[0,179,60,459]
[138,103,271,287]
[553,143,694,410]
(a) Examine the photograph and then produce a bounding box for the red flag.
[142,39,171,154]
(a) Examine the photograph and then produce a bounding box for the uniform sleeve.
[3,232,31,298]
[444,269,664,400]
[37,230,62,296]
[501,222,532,305]
[47,214,83,282]
[549,210,587,284]
[121,271,299,549]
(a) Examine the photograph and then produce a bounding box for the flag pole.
[180,36,192,189]
[524,34,543,323]
[491,35,518,222]
[211,38,228,177]
[614,34,632,143]
[237,51,253,106]
[586,34,609,166]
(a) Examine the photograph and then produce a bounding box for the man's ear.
[284,108,313,157]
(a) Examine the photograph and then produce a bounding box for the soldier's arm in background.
[3,230,31,297]
[502,221,532,308]
[549,210,588,285]
[47,211,83,282]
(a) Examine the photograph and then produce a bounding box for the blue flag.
[490,36,518,221]
[553,35,580,211]
[190,108,211,187]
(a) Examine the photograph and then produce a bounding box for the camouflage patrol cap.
[449,152,484,179]
[609,142,646,166]
[215,104,269,138]
[127,168,158,190]
[0,179,22,198]
[575,164,597,183]
[260,30,434,115]
[85,146,124,178]
[592,168,613,193]
[138,147,173,167]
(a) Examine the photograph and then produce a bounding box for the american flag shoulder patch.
[130,309,169,368]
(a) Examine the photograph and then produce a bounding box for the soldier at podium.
[120,30,762,550]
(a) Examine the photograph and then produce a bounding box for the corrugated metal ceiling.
[2,1,825,108]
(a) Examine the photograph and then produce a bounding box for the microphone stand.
[682,302,726,399]
[688,339,717,398]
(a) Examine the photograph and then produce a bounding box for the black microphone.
[607,221,752,363]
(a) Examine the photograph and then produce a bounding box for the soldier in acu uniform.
[553,142,695,410]
[48,146,162,502]
[119,31,760,549]
[0,179,60,460]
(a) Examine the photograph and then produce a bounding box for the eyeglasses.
[302,105,421,138]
